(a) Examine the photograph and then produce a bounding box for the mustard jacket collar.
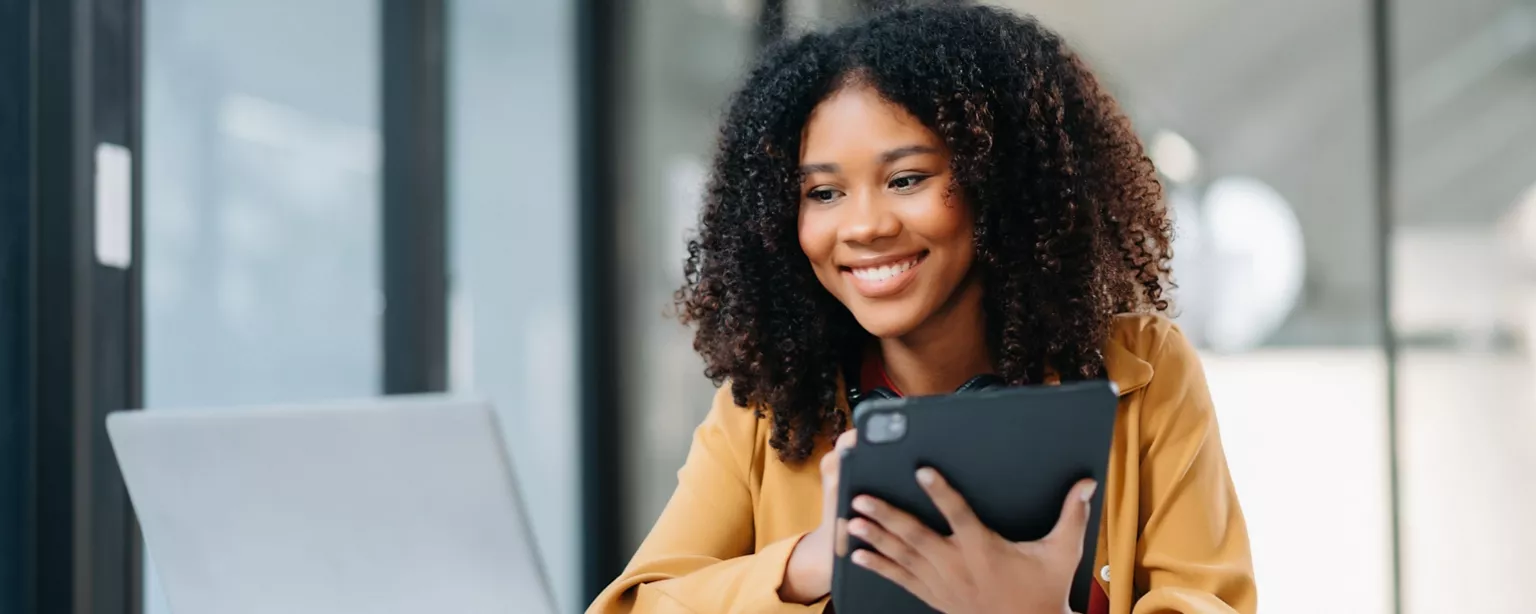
[1104,333,1153,397]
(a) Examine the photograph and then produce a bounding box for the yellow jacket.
[589,314,1257,614]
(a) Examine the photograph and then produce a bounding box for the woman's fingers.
[823,429,858,557]
[848,516,922,568]
[915,467,984,539]
[820,430,855,480]
[849,549,927,600]
[819,430,857,509]
[834,429,858,452]
[848,504,943,600]
[852,495,944,553]
[811,430,851,558]
[1043,479,1097,548]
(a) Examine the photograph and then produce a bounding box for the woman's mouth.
[841,252,927,298]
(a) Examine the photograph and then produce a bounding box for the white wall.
[1202,351,1395,614]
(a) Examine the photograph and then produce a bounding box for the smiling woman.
[796,86,977,347]
[677,7,1172,465]
[589,5,1255,614]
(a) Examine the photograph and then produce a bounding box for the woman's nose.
[836,190,901,245]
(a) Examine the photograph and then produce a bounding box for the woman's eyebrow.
[800,145,940,175]
[880,145,940,163]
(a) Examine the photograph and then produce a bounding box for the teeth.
[851,258,918,282]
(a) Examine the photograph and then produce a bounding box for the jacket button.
[1100,565,1111,582]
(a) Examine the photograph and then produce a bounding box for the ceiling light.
[1150,130,1200,184]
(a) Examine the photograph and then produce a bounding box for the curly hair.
[675,4,1173,463]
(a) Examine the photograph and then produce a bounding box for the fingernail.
[848,520,867,537]
[916,468,936,486]
[852,496,874,514]
[1080,481,1098,502]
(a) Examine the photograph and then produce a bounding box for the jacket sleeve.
[1130,326,1258,614]
[586,384,830,614]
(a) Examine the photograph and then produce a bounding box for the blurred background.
[2,0,1534,612]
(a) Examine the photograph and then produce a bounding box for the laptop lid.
[107,395,557,614]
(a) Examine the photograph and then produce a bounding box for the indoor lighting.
[1200,176,1305,352]
[1150,129,1200,184]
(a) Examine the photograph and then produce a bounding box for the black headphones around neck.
[844,352,1008,410]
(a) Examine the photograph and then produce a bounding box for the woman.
[589,5,1255,614]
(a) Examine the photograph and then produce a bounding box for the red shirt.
[860,354,1111,614]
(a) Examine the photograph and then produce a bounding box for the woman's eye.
[806,187,842,203]
[890,174,930,192]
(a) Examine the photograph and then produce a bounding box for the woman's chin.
[850,310,921,340]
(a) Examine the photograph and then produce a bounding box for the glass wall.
[447,0,582,611]
[614,0,761,552]
[141,0,381,612]
[1391,1,1536,611]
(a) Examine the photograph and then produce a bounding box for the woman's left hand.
[846,468,1098,614]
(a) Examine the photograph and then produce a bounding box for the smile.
[841,252,927,298]
[849,256,922,281]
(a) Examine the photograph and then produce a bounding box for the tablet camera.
[865,411,907,444]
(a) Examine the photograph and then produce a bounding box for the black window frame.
[5,1,146,613]
[382,0,450,398]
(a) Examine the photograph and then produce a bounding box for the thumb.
[1045,479,1098,544]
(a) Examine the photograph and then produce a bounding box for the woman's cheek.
[797,209,835,263]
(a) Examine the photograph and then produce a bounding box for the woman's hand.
[779,429,859,604]
[846,468,1097,614]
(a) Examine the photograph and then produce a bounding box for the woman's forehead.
[799,86,943,165]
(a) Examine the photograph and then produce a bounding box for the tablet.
[831,381,1119,614]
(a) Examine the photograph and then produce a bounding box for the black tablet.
[831,381,1119,614]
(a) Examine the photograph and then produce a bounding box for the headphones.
[844,352,1008,410]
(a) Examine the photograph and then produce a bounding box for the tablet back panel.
[832,381,1118,614]
[106,396,557,614]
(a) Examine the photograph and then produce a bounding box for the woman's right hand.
[779,429,858,604]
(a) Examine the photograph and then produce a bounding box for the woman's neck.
[877,276,991,396]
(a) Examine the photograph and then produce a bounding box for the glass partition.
[447,0,582,610]
[141,0,382,611]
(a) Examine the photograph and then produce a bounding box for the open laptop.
[106,395,559,614]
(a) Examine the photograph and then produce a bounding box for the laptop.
[106,395,559,614]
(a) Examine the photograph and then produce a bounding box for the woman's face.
[797,84,978,339]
